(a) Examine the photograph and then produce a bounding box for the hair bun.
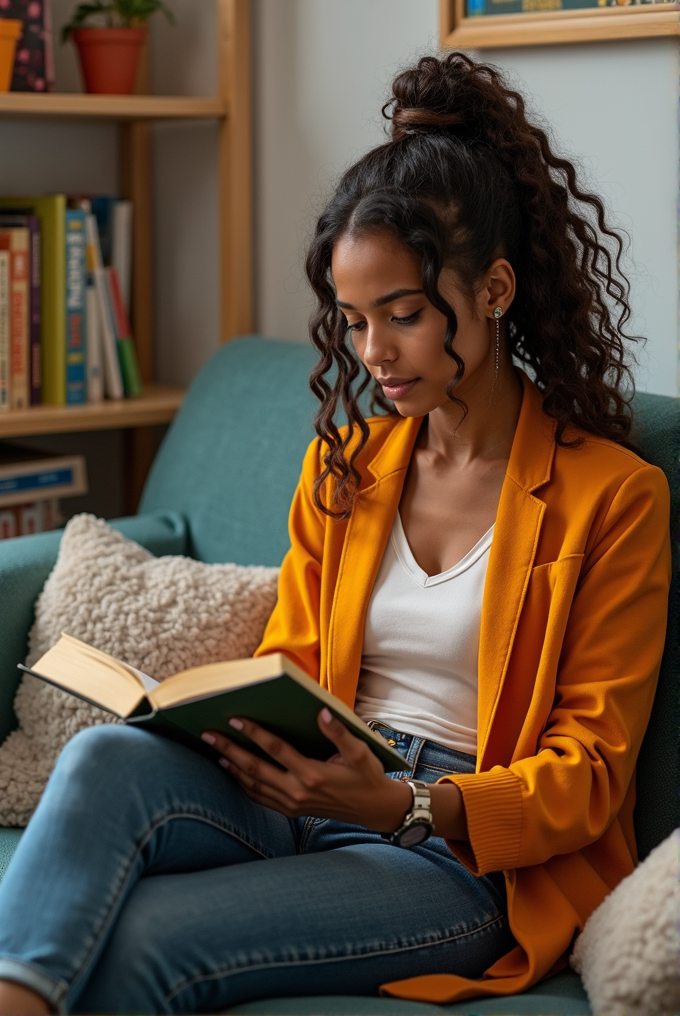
[390,107,464,141]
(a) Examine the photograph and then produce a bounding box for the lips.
[378,378,419,400]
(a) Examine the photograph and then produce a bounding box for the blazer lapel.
[477,374,555,770]
[326,416,421,706]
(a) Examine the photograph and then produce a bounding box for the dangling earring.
[490,306,503,395]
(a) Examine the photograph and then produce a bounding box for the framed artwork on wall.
[440,0,679,48]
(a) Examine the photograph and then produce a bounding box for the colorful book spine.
[85,282,103,403]
[0,250,8,412]
[85,214,123,400]
[29,217,41,404]
[0,500,61,540]
[111,200,133,317]
[106,266,141,397]
[0,196,67,405]
[6,0,54,93]
[65,210,87,405]
[0,227,30,410]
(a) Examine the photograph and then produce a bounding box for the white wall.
[253,2,678,397]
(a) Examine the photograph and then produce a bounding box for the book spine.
[2,228,30,410]
[111,200,133,317]
[85,283,103,403]
[106,266,141,397]
[0,250,9,412]
[29,217,42,404]
[0,455,87,507]
[65,210,87,405]
[85,215,123,400]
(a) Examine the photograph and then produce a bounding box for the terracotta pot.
[0,19,22,93]
[72,27,147,95]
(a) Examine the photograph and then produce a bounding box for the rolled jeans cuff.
[0,957,68,1013]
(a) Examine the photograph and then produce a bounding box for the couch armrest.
[0,510,188,743]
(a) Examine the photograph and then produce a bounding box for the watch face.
[399,822,431,848]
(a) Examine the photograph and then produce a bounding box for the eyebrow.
[336,288,424,311]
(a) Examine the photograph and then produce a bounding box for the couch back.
[142,336,679,858]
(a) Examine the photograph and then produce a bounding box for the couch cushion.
[140,337,318,567]
[628,392,679,858]
[227,971,589,1016]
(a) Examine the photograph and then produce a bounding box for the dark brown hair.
[305,52,637,518]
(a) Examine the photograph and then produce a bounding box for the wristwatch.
[384,780,434,848]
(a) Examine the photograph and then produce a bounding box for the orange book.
[0,228,30,410]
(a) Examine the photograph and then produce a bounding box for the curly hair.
[305,52,637,519]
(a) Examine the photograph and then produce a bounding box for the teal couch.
[0,337,677,1016]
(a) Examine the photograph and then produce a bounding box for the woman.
[0,53,670,1014]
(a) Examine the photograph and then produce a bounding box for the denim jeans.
[0,722,514,1014]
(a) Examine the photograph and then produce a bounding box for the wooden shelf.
[0,93,228,121]
[0,385,185,439]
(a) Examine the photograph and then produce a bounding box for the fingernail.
[229,718,244,731]
[201,733,216,745]
[321,708,332,724]
[218,758,229,769]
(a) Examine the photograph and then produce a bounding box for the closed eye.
[391,310,422,325]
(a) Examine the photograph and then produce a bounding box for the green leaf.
[61,1,111,41]
[62,0,176,37]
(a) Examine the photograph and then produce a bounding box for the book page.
[30,634,148,718]
[149,654,290,710]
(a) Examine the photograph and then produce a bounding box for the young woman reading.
[0,53,670,1014]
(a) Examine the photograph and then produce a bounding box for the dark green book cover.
[21,646,408,775]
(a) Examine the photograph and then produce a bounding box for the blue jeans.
[0,722,514,1014]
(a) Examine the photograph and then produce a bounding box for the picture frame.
[440,0,679,48]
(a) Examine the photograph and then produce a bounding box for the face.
[331,230,508,419]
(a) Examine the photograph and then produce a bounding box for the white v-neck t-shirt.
[354,512,494,756]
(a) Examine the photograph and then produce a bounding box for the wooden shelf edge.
[444,9,678,46]
[0,385,185,439]
[0,93,228,121]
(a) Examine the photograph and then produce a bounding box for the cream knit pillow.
[571,827,680,1016]
[0,514,279,827]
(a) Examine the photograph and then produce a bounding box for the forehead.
[331,231,422,299]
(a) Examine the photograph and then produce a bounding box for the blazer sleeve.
[254,437,327,681]
[443,463,672,875]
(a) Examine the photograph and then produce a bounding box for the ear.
[478,259,516,320]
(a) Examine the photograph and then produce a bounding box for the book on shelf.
[106,266,141,397]
[0,195,135,409]
[5,0,54,94]
[0,445,88,507]
[65,209,87,406]
[0,248,9,412]
[0,224,30,410]
[0,498,61,540]
[0,195,66,406]
[22,638,408,774]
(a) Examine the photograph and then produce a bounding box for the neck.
[422,357,523,466]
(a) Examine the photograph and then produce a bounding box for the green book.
[0,195,66,405]
[21,634,408,774]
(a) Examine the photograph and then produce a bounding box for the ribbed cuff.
[0,957,68,1014]
[438,768,523,874]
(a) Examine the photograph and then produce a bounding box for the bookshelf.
[0,0,252,512]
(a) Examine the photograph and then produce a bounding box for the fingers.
[317,708,372,766]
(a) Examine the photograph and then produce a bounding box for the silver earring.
[491,308,503,396]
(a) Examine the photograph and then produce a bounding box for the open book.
[21,634,407,773]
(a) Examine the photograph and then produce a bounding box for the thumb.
[317,708,368,765]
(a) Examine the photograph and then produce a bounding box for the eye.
[391,310,422,326]
[346,321,366,333]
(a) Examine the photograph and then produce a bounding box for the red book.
[0,228,30,410]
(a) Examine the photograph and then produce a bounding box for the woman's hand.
[201,710,469,840]
[201,708,412,833]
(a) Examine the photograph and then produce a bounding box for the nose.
[359,323,397,369]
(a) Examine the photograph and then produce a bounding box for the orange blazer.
[255,371,671,1004]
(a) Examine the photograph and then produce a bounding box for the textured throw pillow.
[571,827,680,1016]
[0,514,279,827]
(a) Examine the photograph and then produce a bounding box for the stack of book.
[0,195,141,411]
[0,444,88,540]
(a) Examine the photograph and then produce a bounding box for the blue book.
[65,209,87,405]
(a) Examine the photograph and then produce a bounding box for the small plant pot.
[0,19,22,93]
[72,27,147,95]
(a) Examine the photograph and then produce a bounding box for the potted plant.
[62,0,175,96]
